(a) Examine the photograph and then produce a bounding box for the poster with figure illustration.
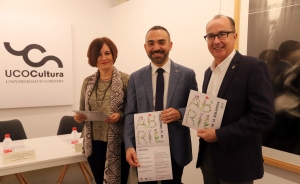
[134,111,172,182]
[245,0,300,157]
[182,90,227,130]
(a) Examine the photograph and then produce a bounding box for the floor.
[0,162,97,184]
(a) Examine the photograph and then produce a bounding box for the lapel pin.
[232,65,235,69]
[175,70,179,73]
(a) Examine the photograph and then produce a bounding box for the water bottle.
[3,134,13,153]
[71,127,78,144]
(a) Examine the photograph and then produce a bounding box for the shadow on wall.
[109,0,130,7]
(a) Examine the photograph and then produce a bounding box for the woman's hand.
[74,113,87,123]
[105,113,120,123]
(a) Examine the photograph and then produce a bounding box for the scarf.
[82,66,124,184]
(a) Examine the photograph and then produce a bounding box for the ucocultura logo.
[4,42,64,78]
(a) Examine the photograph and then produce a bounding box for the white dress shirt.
[207,50,236,97]
[151,59,171,111]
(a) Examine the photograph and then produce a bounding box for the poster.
[134,111,172,182]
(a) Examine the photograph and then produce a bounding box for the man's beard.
[147,49,169,65]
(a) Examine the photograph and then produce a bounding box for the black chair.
[56,116,93,184]
[0,119,28,184]
[0,119,27,141]
[57,116,85,135]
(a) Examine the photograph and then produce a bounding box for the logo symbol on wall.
[4,42,63,68]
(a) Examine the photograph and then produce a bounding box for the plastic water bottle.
[3,134,13,153]
[71,127,78,144]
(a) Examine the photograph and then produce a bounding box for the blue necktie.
[155,68,164,111]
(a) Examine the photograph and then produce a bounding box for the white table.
[0,135,86,176]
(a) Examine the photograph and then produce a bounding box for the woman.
[74,37,130,184]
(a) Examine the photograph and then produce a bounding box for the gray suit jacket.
[124,60,198,167]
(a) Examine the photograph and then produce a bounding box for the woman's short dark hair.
[87,37,118,67]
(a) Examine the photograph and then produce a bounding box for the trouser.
[87,140,130,184]
[200,146,253,184]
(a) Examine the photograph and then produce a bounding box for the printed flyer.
[182,90,227,130]
[134,111,172,182]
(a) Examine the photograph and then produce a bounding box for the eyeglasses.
[204,31,235,42]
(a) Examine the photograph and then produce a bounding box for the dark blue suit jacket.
[196,51,274,182]
[124,60,198,167]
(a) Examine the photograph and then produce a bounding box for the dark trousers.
[200,146,253,184]
[87,140,130,184]
[138,154,184,184]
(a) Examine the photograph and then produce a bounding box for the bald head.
[207,14,236,32]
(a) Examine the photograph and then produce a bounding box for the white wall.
[0,0,299,183]
[0,0,111,138]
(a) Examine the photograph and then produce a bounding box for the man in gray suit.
[124,25,198,184]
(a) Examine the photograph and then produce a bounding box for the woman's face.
[97,44,114,71]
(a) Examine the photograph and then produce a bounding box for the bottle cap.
[5,134,10,138]
[72,127,77,131]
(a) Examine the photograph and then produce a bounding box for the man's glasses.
[204,31,235,42]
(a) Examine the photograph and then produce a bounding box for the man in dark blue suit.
[124,26,198,184]
[196,15,274,184]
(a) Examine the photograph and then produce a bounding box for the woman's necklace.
[95,78,112,108]
[100,77,112,81]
